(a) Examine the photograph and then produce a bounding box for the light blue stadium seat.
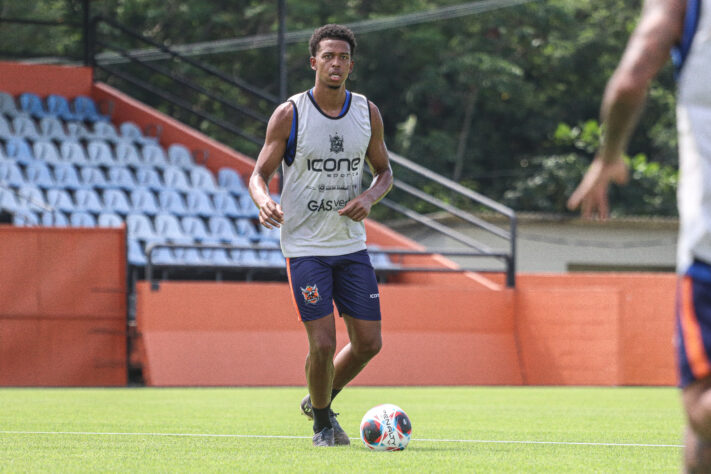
[19,92,49,119]
[74,188,104,214]
[134,166,164,191]
[106,166,137,191]
[208,215,240,243]
[39,117,68,141]
[65,122,94,142]
[190,166,218,192]
[237,195,259,218]
[235,218,258,239]
[102,188,132,215]
[163,166,192,191]
[154,213,192,244]
[0,188,19,213]
[25,161,56,189]
[173,246,203,265]
[52,162,83,190]
[73,96,110,122]
[97,212,124,228]
[217,167,247,195]
[120,121,157,145]
[186,188,218,217]
[150,246,175,265]
[211,190,241,218]
[70,211,97,227]
[92,121,121,144]
[13,209,39,226]
[80,166,109,189]
[33,140,62,164]
[158,189,188,216]
[87,140,118,167]
[200,246,232,266]
[126,213,158,241]
[167,143,194,169]
[5,137,35,164]
[257,225,280,244]
[115,142,143,168]
[127,238,147,266]
[41,210,69,227]
[130,187,160,216]
[11,115,41,141]
[142,143,168,168]
[60,141,89,166]
[260,249,286,267]
[0,114,13,140]
[46,94,81,122]
[46,188,75,213]
[237,248,262,266]
[180,216,211,242]
[0,160,26,188]
[0,91,22,117]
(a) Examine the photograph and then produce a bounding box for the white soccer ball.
[359,403,412,451]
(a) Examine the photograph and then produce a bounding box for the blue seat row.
[0,91,110,122]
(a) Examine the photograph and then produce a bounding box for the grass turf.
[0,386,684,472]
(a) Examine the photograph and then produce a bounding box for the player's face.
[310,39,353,89]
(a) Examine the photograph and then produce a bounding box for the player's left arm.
[338,100,394,222]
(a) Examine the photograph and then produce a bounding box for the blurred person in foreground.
[567,0,711,470]
[249,24,393,447]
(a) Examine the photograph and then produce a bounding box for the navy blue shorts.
[286,249,381,322]
[677,260,711,387]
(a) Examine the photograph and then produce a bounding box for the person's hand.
[567,157,629,219]
[258,199,284,228]
[338,197,372,222]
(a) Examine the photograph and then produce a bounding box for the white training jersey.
[676,0,711,272]
[279,89,372,257]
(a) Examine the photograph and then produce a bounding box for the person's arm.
[567,0,685,218]
[338,101,393,222]
[248,102,292,229]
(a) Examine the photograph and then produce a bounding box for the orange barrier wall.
[0,61,93,97]
[0,227,127,386]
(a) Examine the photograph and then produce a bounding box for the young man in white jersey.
[249,24,393,447]
[567,0,711,470]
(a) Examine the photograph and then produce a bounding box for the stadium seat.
[167,143,194,169]
[120,121,157,145]
[69,211,97,227]
[208,216,240,243]
[106,166,137,191]
[256,225,280,244]
[52,163,83,190]
[73,96,110,122]
[17,185,48,213]
[200,246,232,266]
[154,213,193,244]
[5,137,35,164]
[102,188,132,215]
[127,238,147,266]
[190,167,218,192]
[0,114,14,140]
[65,121,94,142]
[236,195,259,218]
[157,189,188,216]
[134,166,164,191]
[11,115,41,141]
[185,188,218,217]
[46,94,81,122]
[163,166,192,191]
[13,209,39,226]
[38,117,68,141]
[260,249,285,267]
[46,188,75,213]
[172,246,203,265]
[115,142,144,168]
[180,216,211,242]
[130,187,160,216]
[19,92,49,119]
[74,188,105,214]
[92,121,121,144]
[0,91,22,117]
[237,248,262,266]
[97,212,123,228]
[60,141,90,166]
[126,213,158,241]
[87,140,118,167]
[33,140,62,164]
[142,143,169,168]
[217,167,247,195]
[41,210,69,227]
[212,190,241,218]
[24,161,56,189]
[0,160,26,188]
[0,188,19,213]
[235,218,258,239]
[80,166,109,189]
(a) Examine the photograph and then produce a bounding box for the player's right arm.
[249,102,293,229]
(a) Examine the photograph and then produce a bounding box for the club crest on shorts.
[300,284,321,304]
[329,133,344,154]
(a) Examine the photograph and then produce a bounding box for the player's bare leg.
[331,314,382,390]
[683,378,711,472]
[303,314,337,446]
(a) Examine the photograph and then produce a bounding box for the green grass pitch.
[0,386,683,472]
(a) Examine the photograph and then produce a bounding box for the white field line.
[0,430,682,448]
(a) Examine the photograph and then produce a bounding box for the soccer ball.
[359,404,412,451]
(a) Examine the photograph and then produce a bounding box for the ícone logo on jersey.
[329,133,344,153]
[300,284,321,304]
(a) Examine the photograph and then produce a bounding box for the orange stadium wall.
[0,227,127,386]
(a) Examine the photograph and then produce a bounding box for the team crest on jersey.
[300,284,321,304]
[329,133,344,153]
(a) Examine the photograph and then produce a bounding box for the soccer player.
[248,24,393,447]
[566,0,711,470]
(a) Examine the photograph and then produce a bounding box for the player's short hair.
[309,24,357,57]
